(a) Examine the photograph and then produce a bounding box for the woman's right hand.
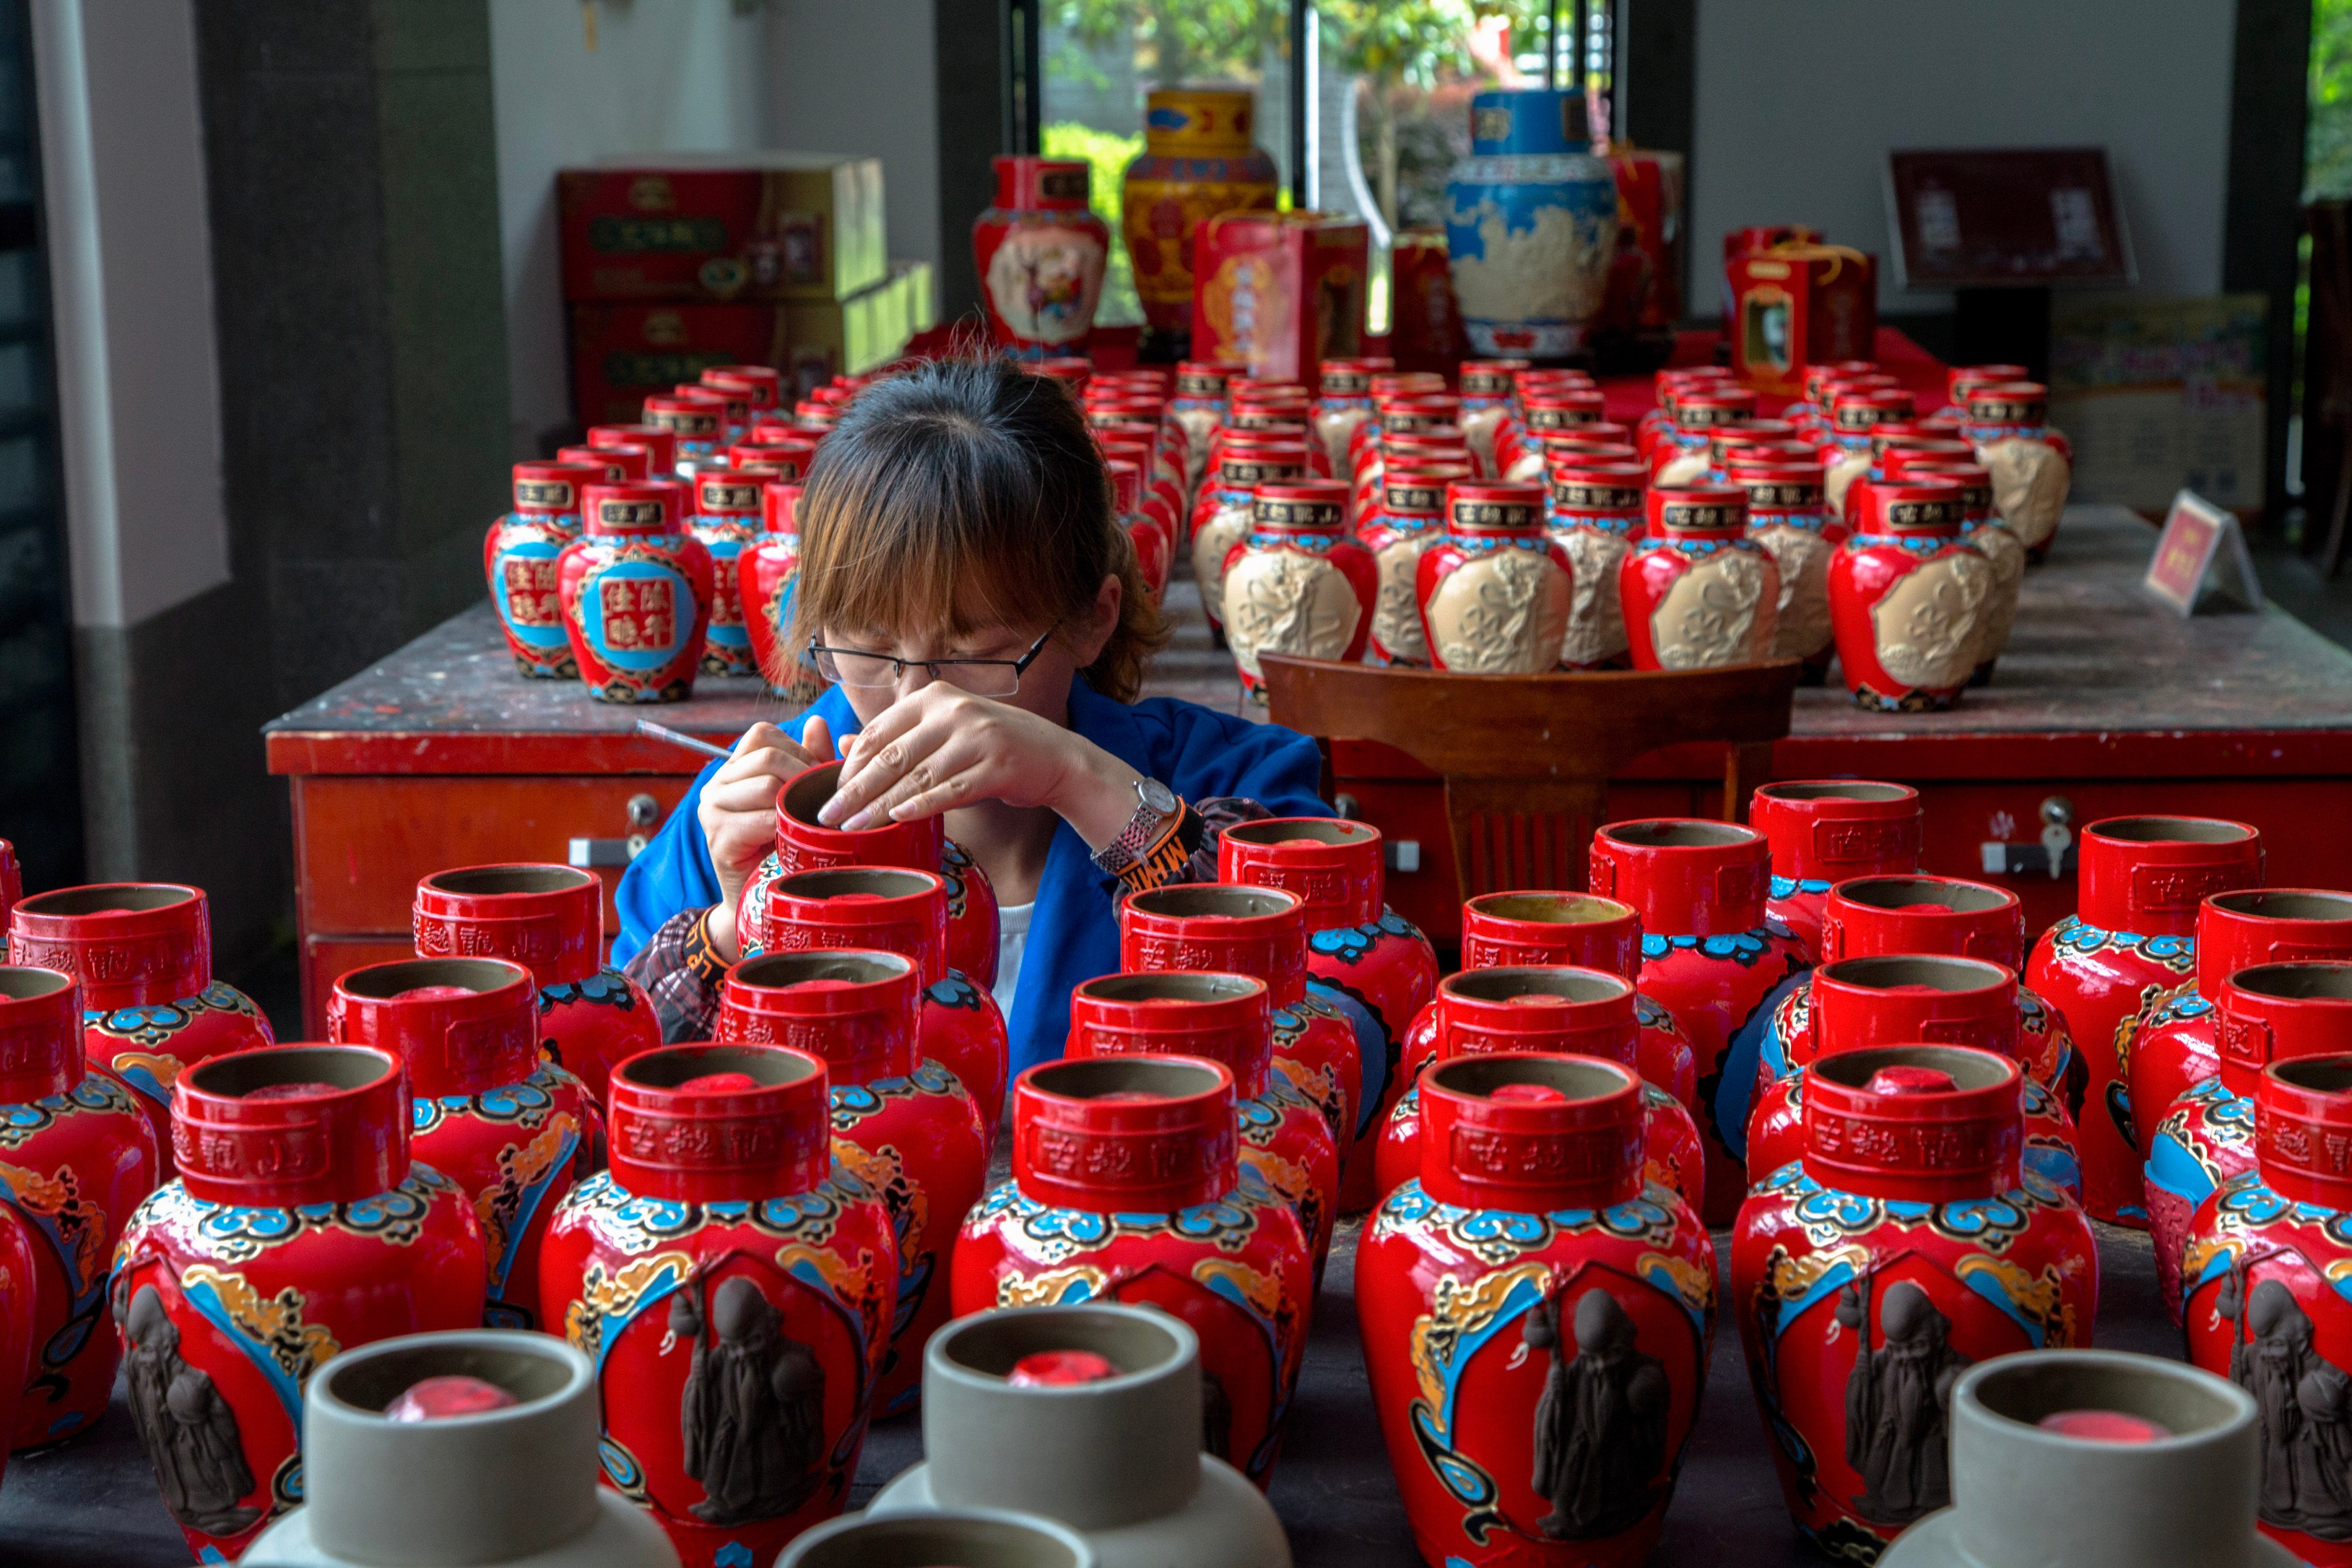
[699,716,835,961]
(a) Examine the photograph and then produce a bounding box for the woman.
[615,356,1330,1077]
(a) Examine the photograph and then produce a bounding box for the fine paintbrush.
[632,717,734,760]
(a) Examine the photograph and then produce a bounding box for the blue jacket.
[613,679,1331,1076]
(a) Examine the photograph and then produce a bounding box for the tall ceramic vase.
[326,956,598,1330]
[9,882,274,1172]
[412,863,661,1104]
[1619,485,1781,670]
[2027,814,2264,1227]
[1216,817,1439,1212]
[1359,1053,1714,1566]
[686,469,765,678]
[0,965,158,1451]
[714,949,987,1416]
[1828,479,1996,712]
[1747,779,1924,959]
[1732,1045,2097,1561]
[1418,481,1574,673]
[557,480,715,704]
[953,1056,1315,1490]
[1443,88,1619,362]
[1589,821,1807,1222]
[1120,86,1279,356]
[114,1045,487,1561]
[1219,481,1377,704]
[485,460,601,679]
[538,1042,898,1568]
[975,156,1110,356]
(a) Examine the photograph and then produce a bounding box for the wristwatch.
[1092,776,1184,879]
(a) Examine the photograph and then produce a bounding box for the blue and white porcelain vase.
[1445,89,1619,362]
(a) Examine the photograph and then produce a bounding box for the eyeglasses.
[808,624,1059,697]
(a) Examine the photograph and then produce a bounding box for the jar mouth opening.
[1467,891,1631,926]
[621,1045,816,1092]
[1426,1053,1632,1103]
[791,1513,1089,1568]
[1811,1044,2015,1094]
[1077,972,1263,1006]
[1758,781,1913,804]
[1025,1056,1226,1104]
[782,761,848,826]
[16,883,195,917]
[187,1045,393,1099]
[321,1337,581,1422]
[2272,1056,2352,1095]
[2092,816,2256,845]
[1836,877,2010,915]
[1602,820,1757,850]
[0,967,72,1002]
[2233,963,2352,1002]
[1444,967,1629,1005]
[1222,818,1376,849]
[937,1306,1187,1384]
[1818,955,2011,993]
[733,951,912,990]
[775,867,941,902]
[1126,885,1298,921]
[1968,1354,2243,1445]
[338,957,526,999]
[2210,890,2352,921]
[422,865,592,898]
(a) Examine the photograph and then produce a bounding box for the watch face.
[1140,778,1179,814]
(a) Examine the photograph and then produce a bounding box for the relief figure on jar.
[674,1276,827,1525]
[118,1284,261,1538]
[2221,1273,2352,1537]
[1839,1277,1968,1525]
[1527,1286,1669,1539]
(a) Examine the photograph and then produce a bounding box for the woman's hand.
[699,716,835,961]
[821,685,1143,848]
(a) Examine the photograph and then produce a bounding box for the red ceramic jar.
[1220,481,1377,703]
[2183,1050,2352,1564]
[704,363,781,413]
[739,866,1008,1145]
[1589,821,1808,1223]
[1416,482,1574,674]
[736,479,826,702]
[1726,459,1840,677]
[1067,971,1339,1277]
[0,840,16,935]
[1371,967,1704,1214]
[485,460,603,679]
[686,469,765,679]
[588,423,678,476]
[1191,441,1310,638]
[0,966,158,1450]
[1733,1044,2096,1559]
[1899,459,2020,686]
[1359,1053,1714,1566]
[2148,961,2352,1323]
[1963,381,2073,561]
[1216,817,1439,1209]
[9,882,273,1172]
[1106,459,1170,603]
[559,442,642,482]
[716,949,986,1418]
[1310,356,1385,476]
[556,481,715,704]
[1828,480,1995,712]
[326,956,596,1329]
[1653,386,1760,485]
[641,393,724,466]
[972,156,1110,355]
[412,863,660,1104]
[1748,779,1924,957]
[114,1045,485,1559]
[540,1042,896,1568]
[1455,358,1528,476]
[953,1056,1314,1488]
[1620,485,1781,671]
[1500,388,1608,477]
[1356,467,1452,667]
[2028,815,2263,1226]
[741,759,1001,991]
[1820,389,1918,518]
[1543,461,1644,670]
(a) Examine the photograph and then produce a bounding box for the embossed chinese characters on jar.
[557,481,715,704]
[1620,485,1780,671]
[486,461,602,679]
[1748,780,1924,959]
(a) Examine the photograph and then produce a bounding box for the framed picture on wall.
[1881,148,2137,291]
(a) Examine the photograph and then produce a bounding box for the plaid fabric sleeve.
[1168,795,1275,887]
[622,906,728,1043]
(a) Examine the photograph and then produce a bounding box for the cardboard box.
[1190,211,1369,384]
[2049,293,2268,512]
[1726,243,1878,397]
[558,152,887,303]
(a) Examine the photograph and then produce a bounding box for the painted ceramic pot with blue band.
[1418,481,1574,673]
[1964,382,2072,562]
[1220,481,1377,704]
[1543,459,1643,669]
[327,956,596,1331]
[1120,86,1279,344]
[486,460,602,679]
[1828,480,1995,713]
[1728,458,1842,678]
[8,882,274,1175]
[1620,485,1781,672]
[688,468,769,679]
[113,1045,486,1562]
[739,477,829,705]
[1732,1043,2096,1562]
[1887,456,2021,686]
[1445,88,1619,362]
[1358,1053,1714,1567]
[1748,780,1922,960]
[558,481,714,705]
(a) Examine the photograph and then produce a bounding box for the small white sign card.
[2142,488,2264,616]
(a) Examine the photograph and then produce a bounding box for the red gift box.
[1727,242,1879,397]
[1190,211,1370,384]
[558,153,887,303]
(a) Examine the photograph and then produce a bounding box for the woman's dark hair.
[787,356,1168,702]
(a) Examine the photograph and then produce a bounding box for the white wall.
[1691,0,2237,315]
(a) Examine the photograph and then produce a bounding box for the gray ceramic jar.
[781,1509,1096,1568]
[868,1303,1291,1568]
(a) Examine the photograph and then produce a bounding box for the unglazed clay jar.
[1879,1351,2297,1568]
[1221,481,1376,703]
[1359,1054,1714,1567]
[715,950,987,1417]
[556,481,714,704]
[1620,485,1781,671]
[975,156,1110,355]
[1829,479,1996,712]
[785,1509,1098,1568]
[114,1045,488,1561]
[486,461,601,679]
[2029,815,2264,1227]
[1544,461,1642,668]
[538,1042,898,1568]
[1588,820,1808,1223]
[9,882,275,1171]
[738,478,828,702]
[1417,482,1573,673]
[1749,779,1924,959]
[684,469,764,679]
[1732,1045,2098,1561]
[868,1304,1290,1568]
[328,957,597,1330]
[952,1057,1315,1490]
[241,1331,682,1568]
[1964,382,2072,562]
[412,864,661,1105]
[1728,459,1840,677]
[0,965,157,1451]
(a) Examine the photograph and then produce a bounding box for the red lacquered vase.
[1417,482,1574,674]
[114,1045,486,1559]
[739,866,1007,1144]
[2184,1049,2352,1565]
[1619,485,1781,671]
[1357,466,1453,667]
[0,966,159,1450]
[326,956,596,1329]
[1217,818,1438,1212]
[2027,814,2264,1227]
[1067,971,1338,1279]
[1220,481,1377,703]
[539,1042,897,1568]
[2149,961,2352,1324]
[1732,1044,2096,1560]
[740,759,1001,991]
[412,863,660,1104]
[1544,461,1644,669]
[9,883,274,1172]
[1589,821,1808,1223]
[715,949,985,1416]
[1359,1053,1714,1567]
[1119,885,1364,1194]
[972,156,1109,354]
[1372,967,1704,1213]
[485,460,601,679]
[737,478,827,702]
[953,1056,1314,1488]
[686,469,766,679]
[1748,779,1924,959]
[1827,479,1995,712]
[556,480,715,704]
